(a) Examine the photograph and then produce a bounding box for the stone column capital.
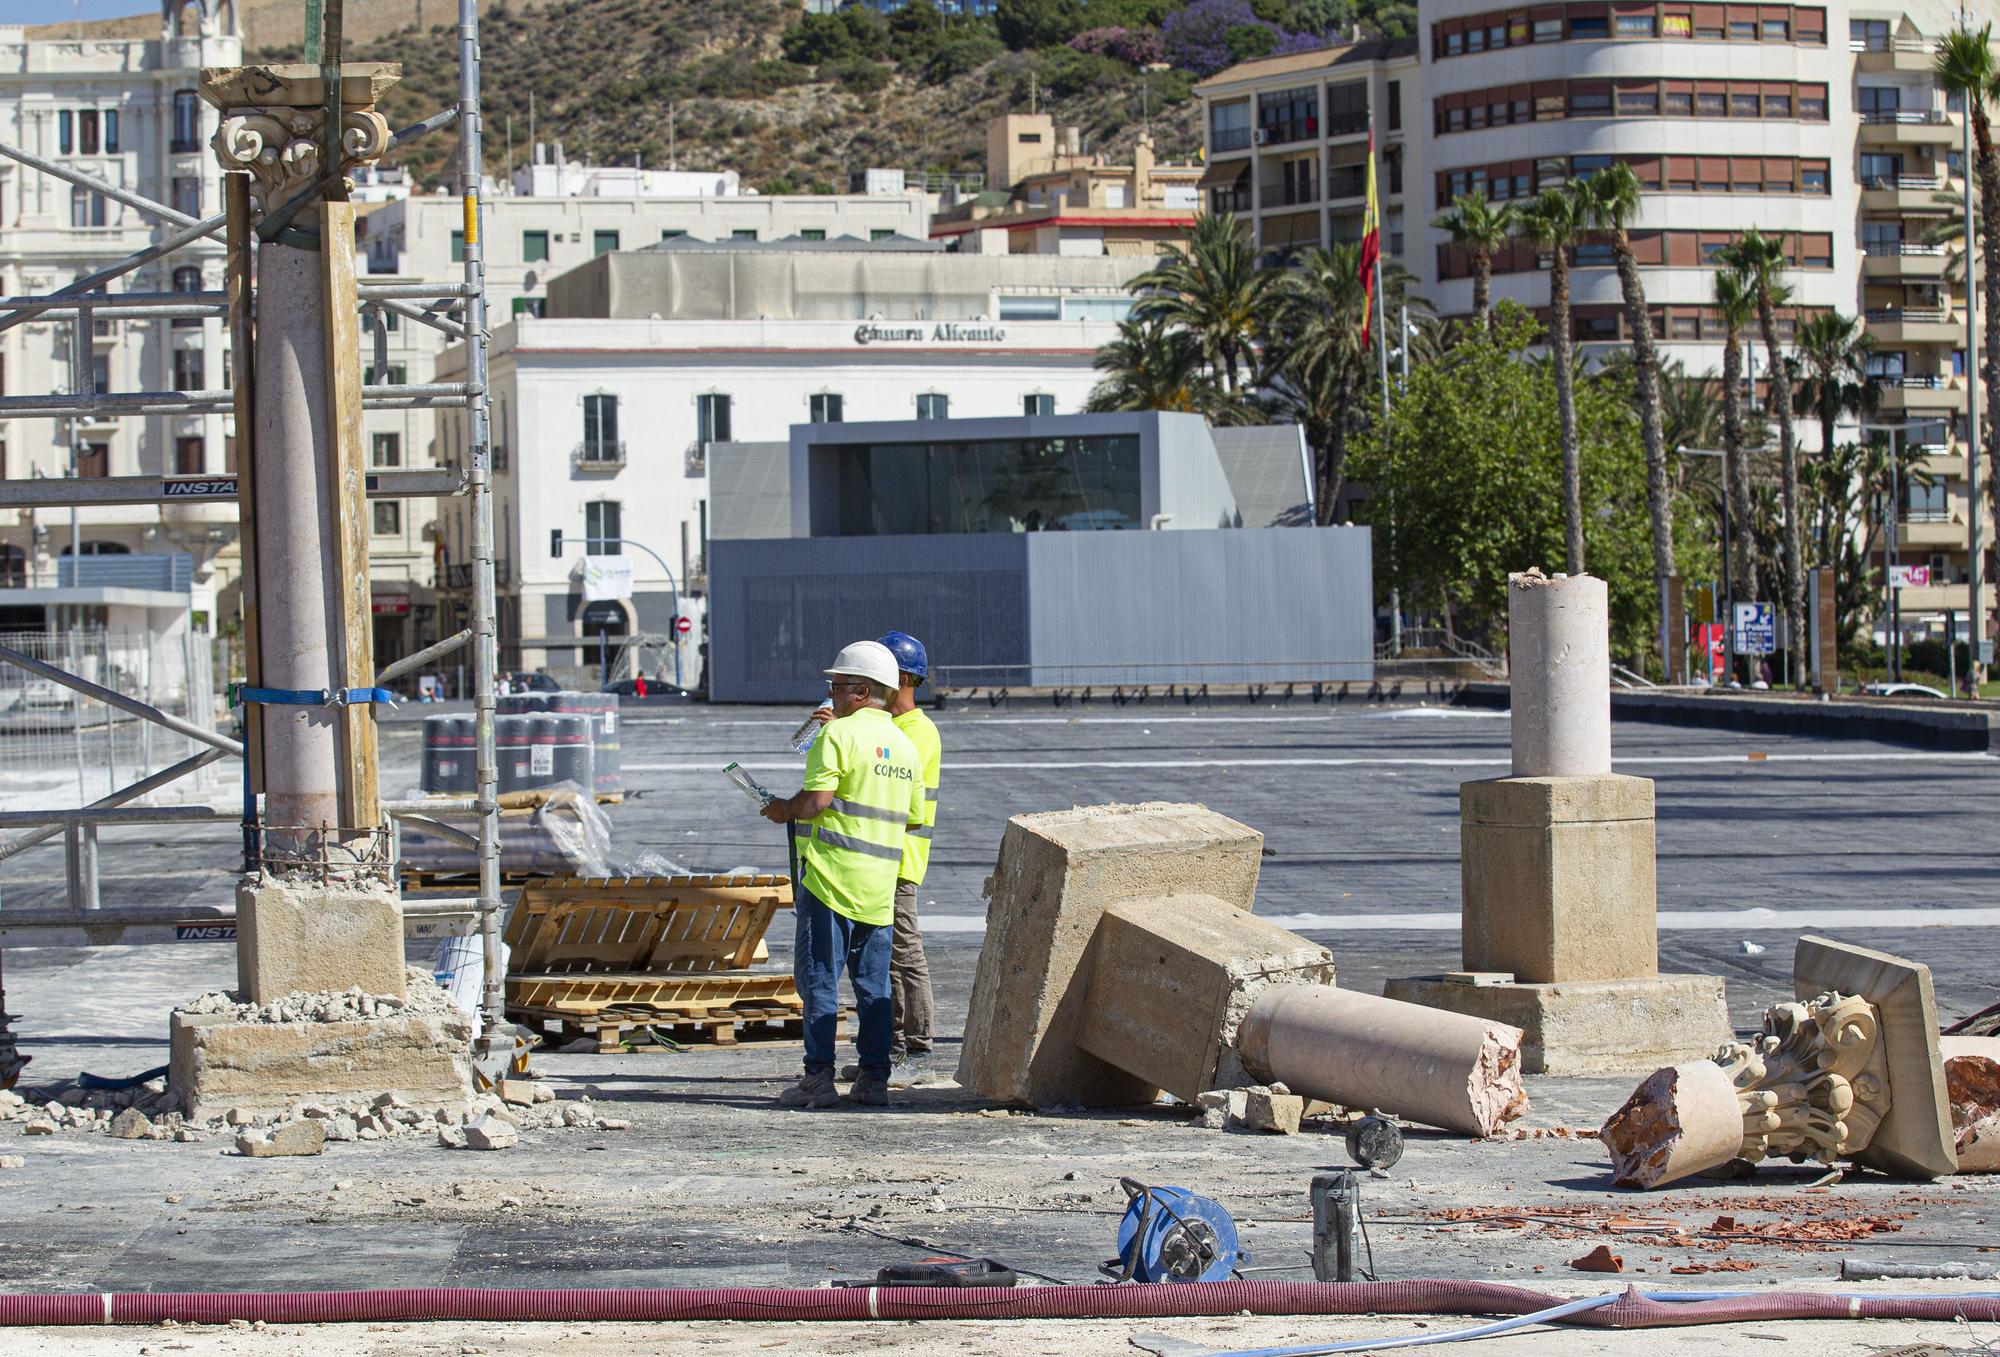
[199,62,401,217]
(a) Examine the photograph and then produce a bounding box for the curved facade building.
[1416,0,1853,381]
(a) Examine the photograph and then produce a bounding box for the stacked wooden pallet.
[503,873,816,1052]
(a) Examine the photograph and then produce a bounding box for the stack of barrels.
[420,691,623,800]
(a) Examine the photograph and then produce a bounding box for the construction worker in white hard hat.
[760,640,924,1109]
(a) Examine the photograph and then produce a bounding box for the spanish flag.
[1358,125,1381,346]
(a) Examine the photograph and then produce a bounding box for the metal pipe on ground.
[1236,986,1530,1137]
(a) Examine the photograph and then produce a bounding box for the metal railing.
[1860,174,1945,191]
[572,439,625,469]
[1260,182,1320,209]
[1859,110,1949,125]
[1874,373,1950,389]
[1865,307,1949,323]
[1866,242,1948,256]
[1850,36,1930,53]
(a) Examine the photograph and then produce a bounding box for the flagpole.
[1369,125,1399,657]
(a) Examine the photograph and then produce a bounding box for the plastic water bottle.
[791,699,834,754]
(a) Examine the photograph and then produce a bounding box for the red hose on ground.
[2,1281,1998,1329]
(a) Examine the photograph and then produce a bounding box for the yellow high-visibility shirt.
[799,707,923,927]
[893,706,941,886]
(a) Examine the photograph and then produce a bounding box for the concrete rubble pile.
[1602,936,1999,1187]
[955,801,1528,1138]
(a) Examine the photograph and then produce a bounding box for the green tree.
[1934,26,1999,600]
[1581,163,1672,669]
[780,12,854,64]
[1517,185,1590,573]
[1085,314,1235,416]
[1792,310,1877,562]
[996,0,1086,49]
[1430,191,1516,331]
[1263,243,1421,520]
[1346,306,1665,658]
[1713,267,1761,606]
[1127,214,1277,394]
[1716,230,1805,685]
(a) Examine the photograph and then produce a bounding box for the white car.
[1862,681,1949,700]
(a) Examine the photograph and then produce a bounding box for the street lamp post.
[1671,449,1732,685]
[1862,420,1949,685]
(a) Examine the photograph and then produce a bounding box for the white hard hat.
[824,640,900,690]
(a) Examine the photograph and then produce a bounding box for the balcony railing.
[1865,307,1949,324]
[1859,110,1948,126]
[1851,36,1930,53]
[1860,174,1946,191]
[1211,128,1252,153]
[1260,182,1319,209]
[1865,243,1947,257]
[1872,374,1949,389]
[169,137,203,154]
[573,439,625,470]
[1325,172,1368,201]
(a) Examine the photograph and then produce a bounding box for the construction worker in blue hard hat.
[840,630,937,1077]
[760,640,923,1109]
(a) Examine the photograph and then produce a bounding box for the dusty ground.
[5,701,2000,1355]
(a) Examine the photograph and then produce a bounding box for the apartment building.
[430,241,1150,681]
[1198,6,1992,648]
[0,2,237,634]
[1193,40,1422,265]
[352,159,931,664]
[930,114,1204,256]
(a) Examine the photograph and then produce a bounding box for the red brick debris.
[1570,1245,1625,1273]
[1417,1196,1930,1253]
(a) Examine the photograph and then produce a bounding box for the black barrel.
[496,691,553,716]
[495,713,533,793]
[553,691,622,797]
[421,714,474,793]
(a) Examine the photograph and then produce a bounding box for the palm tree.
[1934,26,1998,574]
[1519,185,1590,574]
[1792,309,1876,501]
[1714,267,1760,608]
[1430,191,1517,331]
[1085,315,1214,415]
[1127,213,1275,394]
[1717,230,1805,685]
[1266,244,1423,520]
[1581,162,1673,664]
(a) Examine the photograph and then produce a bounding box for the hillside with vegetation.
[223,0,1415,194]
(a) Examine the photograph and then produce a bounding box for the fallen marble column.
[1237,985,1528,1137]
[1943,1036,2000,1173]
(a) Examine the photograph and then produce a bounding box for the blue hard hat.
[878,630,928,681]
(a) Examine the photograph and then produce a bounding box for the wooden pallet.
[502,874,801,1050]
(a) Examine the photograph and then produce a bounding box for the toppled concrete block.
[236,1120,326,1158]
[1078,895,1335,1104]
[1240,986,1527,1137]
[235,877,407,1005]
[464,1113,518,1150]
[1383,973,1730,1076]
[108,1108,151,1140]
[1243,1089,1304,1134]
[22,1120,56,1136]
[957,802,1266,1109]
[498,1079,537,1108]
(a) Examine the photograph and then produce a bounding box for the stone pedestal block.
[236,877,406,1005]
[170,1009,473,1124]
[956,802,1265,1109]
[1382,973,1731,1076]
[1461,775,1657,983]
[1078,895,1335,1105]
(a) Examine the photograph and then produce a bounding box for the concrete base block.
[1382,973,1730,1076]
[1077,894,1335,1104]
[1461,775,1658,983]
[236,876,407,1005]
[170,1010,473,1124]
[957,802,1266,1109]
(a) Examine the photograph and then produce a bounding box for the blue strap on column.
[234,685,399,709]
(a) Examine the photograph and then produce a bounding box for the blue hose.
[1199,1290,2000,1357]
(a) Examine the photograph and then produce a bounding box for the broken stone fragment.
[463,1113,517,1150]
[22,1120,56,1136]
[108,1108,152,1140]
[0,1154,24,1169]
[594,1118,629,1131]
[1243,1090,1304,1135]
[1942,1036,2000,1173]
[1570,1244,1624,1273]
[497,1079,537,1108]
[323,1116,358,1143]
[235,1120,327,1158]
[437,1124,468,1149]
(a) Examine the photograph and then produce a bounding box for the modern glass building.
[706,412,1374,701]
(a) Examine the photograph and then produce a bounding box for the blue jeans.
[794,882,893,1077]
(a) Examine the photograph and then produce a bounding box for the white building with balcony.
[0,1,238,637]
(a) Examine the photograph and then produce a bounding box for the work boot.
[845,1073,891,1107]
[777,1070,839,1109]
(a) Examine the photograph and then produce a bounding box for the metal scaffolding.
[0,2,505,1087]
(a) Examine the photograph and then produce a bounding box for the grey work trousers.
[891,878,935,1056]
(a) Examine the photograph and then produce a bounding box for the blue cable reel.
[1105,1179,1245,1283]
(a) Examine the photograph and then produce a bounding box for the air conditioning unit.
[1253,128,1271,145]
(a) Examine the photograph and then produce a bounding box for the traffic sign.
[1889,564,1931,589]
[674,616,693,636]
[1733,602,1776,655]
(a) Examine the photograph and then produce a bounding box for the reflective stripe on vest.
[814,827,903,861]
[830,796,906,825]
[906,824,933,839]
[801,708,923,926]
